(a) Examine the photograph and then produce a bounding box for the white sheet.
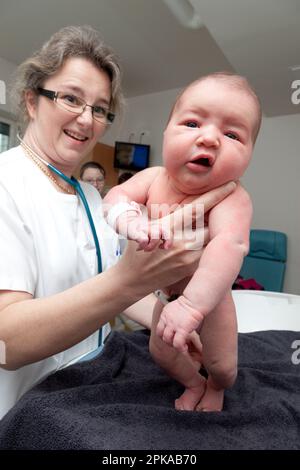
[233,290,300,333]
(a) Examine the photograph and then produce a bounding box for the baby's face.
[162,79,258,194]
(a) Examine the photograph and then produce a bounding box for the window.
[0,121,10,153]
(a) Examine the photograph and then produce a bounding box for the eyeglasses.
[83,178,105,184]
[37,88,115,125]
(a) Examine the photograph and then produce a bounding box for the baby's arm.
[157,183,252,351]
[104,167,165,249]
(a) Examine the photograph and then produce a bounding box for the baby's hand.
[156,296,204,352]
[186,331,202,367]
[117,212,150,250]
[146,219,173,251]
[117,212,173,251]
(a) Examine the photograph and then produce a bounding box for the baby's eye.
[225,131,239,141]
[185,121,198,128]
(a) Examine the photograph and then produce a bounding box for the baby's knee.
[206,358,237,389]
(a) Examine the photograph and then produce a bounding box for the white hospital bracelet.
[106,201,142,229]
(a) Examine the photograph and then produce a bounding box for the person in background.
[105,72,262,412]
[0,25,235,420]
[80,161,106,197]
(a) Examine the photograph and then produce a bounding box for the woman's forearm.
[122,294,156,330]
[0,237,200,369]
[0,263,141,370]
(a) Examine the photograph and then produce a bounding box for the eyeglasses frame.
[37,87,115,124]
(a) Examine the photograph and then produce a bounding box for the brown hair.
[11,25,124,130]
[80,161,106,179]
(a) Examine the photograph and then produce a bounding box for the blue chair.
[239,229,287,292]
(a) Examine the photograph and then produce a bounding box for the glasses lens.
[56,92,84,113]
[93,106,115,125]
[85,178,104,184]
[56,92,115,125]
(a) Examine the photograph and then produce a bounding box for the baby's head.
[163,72,262,194]
[173,72,261,143]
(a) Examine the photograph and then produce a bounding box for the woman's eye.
[93,105,106,116]
[185,121,198,128]
[225,131,239,141]
[62,94,80,105]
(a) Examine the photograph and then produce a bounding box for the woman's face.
[81,167,106,196]
[25,57,112,175]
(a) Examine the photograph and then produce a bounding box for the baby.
[105,72,261,411]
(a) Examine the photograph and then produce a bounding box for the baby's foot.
[195,383,224,412]
[175,377,206,411]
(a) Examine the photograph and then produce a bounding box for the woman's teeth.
[64,130,87,141]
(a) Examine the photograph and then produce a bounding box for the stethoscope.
[18,135,103,344]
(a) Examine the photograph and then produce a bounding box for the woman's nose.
[76,106,94,126]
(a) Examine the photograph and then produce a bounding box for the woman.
[0,25,235,420]
[80,161,106,197]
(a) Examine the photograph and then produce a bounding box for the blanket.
[0,329,300,450]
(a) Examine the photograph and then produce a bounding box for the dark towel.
[0,329,300,450]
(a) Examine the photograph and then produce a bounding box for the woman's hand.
[118,181,236,299]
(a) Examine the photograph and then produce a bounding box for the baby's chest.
[146,182,210,224]
[146,183,182,218]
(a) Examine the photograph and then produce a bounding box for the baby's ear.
[24,89,38,119]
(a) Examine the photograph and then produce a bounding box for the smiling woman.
[21,56,114,179]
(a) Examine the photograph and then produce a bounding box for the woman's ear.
[24,89,38,119]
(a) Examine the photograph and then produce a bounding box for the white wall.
[101,88,181,164]
[242,114,300,295]
[103,89,300,295]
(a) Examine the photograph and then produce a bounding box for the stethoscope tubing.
[17,135,103,345]
[49,163,102,274]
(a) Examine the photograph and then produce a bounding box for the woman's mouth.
[64,130,88,142]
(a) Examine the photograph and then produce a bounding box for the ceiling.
[0,0,299,117]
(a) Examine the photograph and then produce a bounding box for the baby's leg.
[196,291,237,412]
[150,298,206,411]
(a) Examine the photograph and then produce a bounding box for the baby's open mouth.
[194,157,211,167]
[192,157,212,167]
